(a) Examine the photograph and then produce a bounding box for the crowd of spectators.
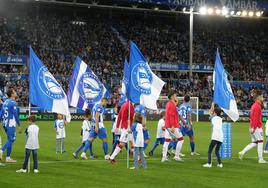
[0,9,267,109]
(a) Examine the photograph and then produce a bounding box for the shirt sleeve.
[13,103,20,126]
[187,106,192,114]
[96,106,104,113]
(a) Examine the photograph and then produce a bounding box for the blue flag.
[213,49,239,122]
[128,41,165,110]
[119,59,130,106]
[67,57,110,110]
[29,47,71,122]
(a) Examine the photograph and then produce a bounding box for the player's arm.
[95,112,100,133]
[13,104,20,126]
[209,102,215,116]
[179,113,187,126]
[13,103,22,133]
[0,107,3,121]
[54,121,59,135]
[63,115,68,126]
[187,106,193,126]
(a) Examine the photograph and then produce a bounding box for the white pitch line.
[1,157,266,165]
[35,156,268,164]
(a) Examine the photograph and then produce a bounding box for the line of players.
[71,93,199,163]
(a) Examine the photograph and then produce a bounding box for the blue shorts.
[5,127,16,141]
[114,135,120,142]
[180,126,194,137]
[155,137,165,145]
[143,129,151,140]
[89,127,107,139]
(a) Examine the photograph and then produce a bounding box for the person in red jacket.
[161,91,184,162]
[109,100,134,163]
[239,91,267,163]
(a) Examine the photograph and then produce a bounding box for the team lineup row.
[0,88,267,172]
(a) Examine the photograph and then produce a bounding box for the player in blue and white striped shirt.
[88,98,110,159]
[0,88,22,163]
[179,95,200,156]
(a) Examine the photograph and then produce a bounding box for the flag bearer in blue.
[88,98,110,160]
[0,87,21,163]
[134,104,150,157]
[179,95,200,156]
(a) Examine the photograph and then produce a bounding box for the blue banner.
[0,55,27,65]
[123,0,266,10]
[220,123,232,159]
[150,63,213,72]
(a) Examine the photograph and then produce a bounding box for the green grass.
[0,121,267,188]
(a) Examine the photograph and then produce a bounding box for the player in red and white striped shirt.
[239,91,267,163]
[161,91,184,162]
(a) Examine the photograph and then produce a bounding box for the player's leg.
[255,128,266,163]
[215,141,223,167]
[239,142,257,159]
[32,149,38,172]
[81,141,90,160]
[6,127,16,162]
[73,143,85,158]
[111,135,120,154]
[162,129,171,162]
[239,130,258,160]
[149,138,160,156]
[62,138,65,153]
[143,130,150,151]
[88,129,97,157]
[1,127,10,157]
[203,140,216,167]
[109,130,127,162]
[264,136,268,153]
[140,147,147,169]
[174,129,184,161]
[56,139,60,153]
[99,128,109,159]
[112,133,115,145]
[22,149,31,170]
[133,147,139,169]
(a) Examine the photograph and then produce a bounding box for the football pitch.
[0,121,268,188]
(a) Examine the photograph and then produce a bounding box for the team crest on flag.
[78,72,104,104]
[128,41,165,110]
[131,61,153,95]
[38,66,65,100]
[68,57,110,110]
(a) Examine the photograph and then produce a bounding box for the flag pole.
[27,102,31,173]
[127,100,130,169]
[60,115,63,154]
